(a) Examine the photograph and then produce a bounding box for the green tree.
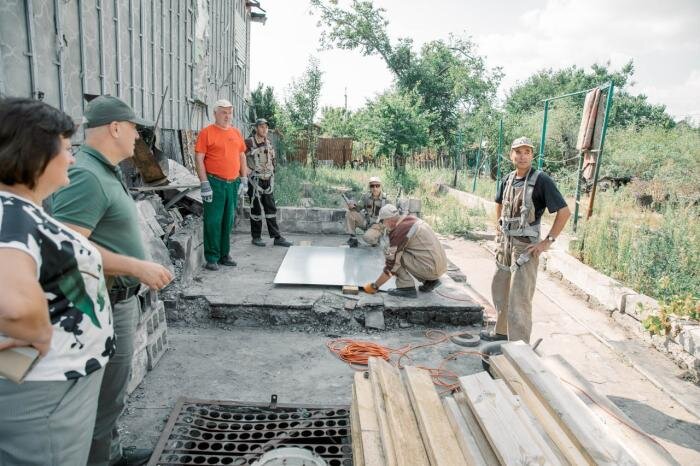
[360,90,431,169]
[505,62,675,129]
[319,106,356,137]
[311,0,501,151]
[248,83,281,130]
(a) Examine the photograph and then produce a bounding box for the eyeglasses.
[369,184,381,188]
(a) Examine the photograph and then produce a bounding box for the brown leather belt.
[109,284,140,304]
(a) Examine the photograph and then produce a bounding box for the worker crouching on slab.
[483,136,571,344]
[345,176,386,247]
[363,204,447,298]
[194,99,248,271]
[244,118,291,247]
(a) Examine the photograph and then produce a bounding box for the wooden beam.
[542,355,679,466]
[403,366,466,465]
[442,396,491,466]
[490,355,589,465]
[452,392,499,465]
[353,371,385,466]
[351,388,366,466]
[502,342,639,465]
[368,357,429,466]
[459,371,559,465]
[368,362,397,466]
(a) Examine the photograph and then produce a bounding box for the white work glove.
[238,177,248,197]
[200,181,213,203]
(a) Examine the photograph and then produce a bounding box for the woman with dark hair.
[0,98,115,465]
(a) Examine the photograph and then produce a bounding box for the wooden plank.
[403,366,466,465]
[542,355,679,466]
[442,396,491,466]
[459,372,558,465]
[369,357,428,466]
[351,389,365,466]
[492,378,568,465]
[490,355,589,465]
[502,342,639,465]
[342,285,359,295]
[452,392,499,465]
[368,363,397,466]
[353,371,385,466]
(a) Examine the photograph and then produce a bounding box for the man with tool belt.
[195,99,249,270]
[362,204,447,298]
[483,137,571,343]
[245,118,292,247]
[51,95,173,466]
[345,176,386,247]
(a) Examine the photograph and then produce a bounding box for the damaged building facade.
[0,0,262,140]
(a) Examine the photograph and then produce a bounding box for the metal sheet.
[274,246,396,290]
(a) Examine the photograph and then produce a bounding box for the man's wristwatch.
[371,282,378,291]
[546,235,556,243]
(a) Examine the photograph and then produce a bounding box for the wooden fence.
[285,137,353,166]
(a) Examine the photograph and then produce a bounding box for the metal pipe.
[541,86,599,103]
[177,0,182,128]
[53,0,66,110]
[113,0,122,97]
[537,100,549,170]
[160,0,165,126]
[472,131,483,193]
[169,0,174,127]
[572,150,585,232]
[0,47,6,95]
[496,119,503,196]
[77,0,87,111]
[24,0,38,99]
[128,0,135,105]
[96,0,106,94]
[586,81,615,220]
[139,0,146,115]
[150,0,156,118]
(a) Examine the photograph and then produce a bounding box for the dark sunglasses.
[369,184,381,188]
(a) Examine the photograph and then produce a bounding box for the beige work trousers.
[345,210,383,245]
[491,237,539,343]
[394,247,448,288]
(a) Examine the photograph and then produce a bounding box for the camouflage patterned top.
[0,192,115,381]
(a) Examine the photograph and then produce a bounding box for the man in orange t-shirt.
[194,99,248,270]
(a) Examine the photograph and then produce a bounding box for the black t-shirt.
[495,171,567,225]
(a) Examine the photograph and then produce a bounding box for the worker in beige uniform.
[482,136,571,344]
[345,176,386,247]
[362,204,447,298]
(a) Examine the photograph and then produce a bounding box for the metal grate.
[148,397,353,466]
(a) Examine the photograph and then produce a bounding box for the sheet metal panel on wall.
[0,0,251,133]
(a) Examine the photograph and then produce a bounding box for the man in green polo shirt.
[51,95,173,466]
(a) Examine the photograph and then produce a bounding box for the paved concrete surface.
[120,234,699,464]
[442,237,700,464]
[181,233,481,316]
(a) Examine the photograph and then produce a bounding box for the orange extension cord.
[326,329,486,392]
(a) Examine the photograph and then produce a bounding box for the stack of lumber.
[350,341,678,465]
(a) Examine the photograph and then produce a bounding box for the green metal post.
[572,149,585,232]
[496,119,503,196]
[472,131,483,192]
[538,100,549,170]
[586,81,615,220]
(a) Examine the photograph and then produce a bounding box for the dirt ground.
[121,234,700,464]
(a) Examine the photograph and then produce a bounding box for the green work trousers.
[203,175,241,263]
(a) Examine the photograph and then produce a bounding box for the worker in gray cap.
[483,136,570,343]
[244,118,291,247]
[194,99,249,270]
[344,176,387,247]
[362,204,447,298]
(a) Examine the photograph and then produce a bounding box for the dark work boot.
[479,329,508,341]
[204,262,220,271]
[251,237,266,247]
[114,447,152,466]
[347,236,359,248]
[418,279,442,292]
[273,237,292,247]
[219,255,237,266]
[388,287,418,298]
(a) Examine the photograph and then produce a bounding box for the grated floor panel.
[148,397,353,466]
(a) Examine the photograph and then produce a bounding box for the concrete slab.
[179,233,482,326]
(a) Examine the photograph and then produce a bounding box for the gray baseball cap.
[255,118,269,127]
[83,95,153,128]
[511,136,535,149]
[378,204,400,221]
